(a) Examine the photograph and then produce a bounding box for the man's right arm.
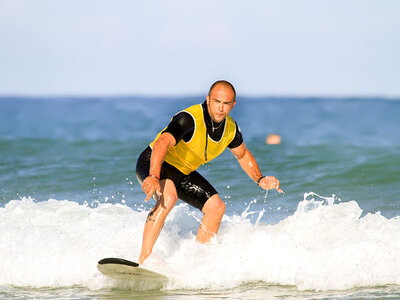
[142,111,194,201]
[142,132,176,202]
[149,132,176,181]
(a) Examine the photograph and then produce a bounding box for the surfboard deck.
[97,257,168,282]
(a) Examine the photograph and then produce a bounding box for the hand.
[258,176,284,193]
[142,176,162,201]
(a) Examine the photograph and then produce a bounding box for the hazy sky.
[1,0,399,97]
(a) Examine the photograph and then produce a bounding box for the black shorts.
[135,146,218,211]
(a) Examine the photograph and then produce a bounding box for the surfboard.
[97,257,168,282]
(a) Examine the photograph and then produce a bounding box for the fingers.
[143,185,157,202]
[144,190,153,202]
[260,176,284,194]
[142,176,161,202]
[273,179,285,194]
[273,178,284,193]
[274,178,280,192]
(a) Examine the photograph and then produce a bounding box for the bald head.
[208,80,236,101]
[206,80,237,123]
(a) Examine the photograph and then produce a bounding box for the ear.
[231,100,236,109]
[206,95,210,105]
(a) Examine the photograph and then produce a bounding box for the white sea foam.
[0,194,399,291]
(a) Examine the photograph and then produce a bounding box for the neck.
[201,101,225,140]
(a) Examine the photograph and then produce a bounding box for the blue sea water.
[1,96,400,299]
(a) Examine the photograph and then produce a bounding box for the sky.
[0,0,399,97]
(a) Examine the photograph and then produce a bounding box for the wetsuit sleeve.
[163,111,195,144]
[228,122,243,149]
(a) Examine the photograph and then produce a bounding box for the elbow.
[236,149,249,161]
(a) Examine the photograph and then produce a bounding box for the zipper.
[205,132,208,161]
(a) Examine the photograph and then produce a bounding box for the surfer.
[136,80,283,264]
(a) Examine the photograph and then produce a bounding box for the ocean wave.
[0,194,399,291]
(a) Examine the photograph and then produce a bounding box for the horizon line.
[1,93,400,100]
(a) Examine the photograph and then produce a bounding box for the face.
[206,84,236,123]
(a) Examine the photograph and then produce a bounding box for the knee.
[216,200,226,216]
[203,196,225,217]
[161,194,178,212]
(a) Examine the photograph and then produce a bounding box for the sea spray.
[0,194,399,292]
[165,193,400,291]
[0,197,146,288]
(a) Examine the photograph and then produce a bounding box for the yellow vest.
[150,104,237,175]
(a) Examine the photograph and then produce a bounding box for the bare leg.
[139,179,178,264]
[197,194,226,243]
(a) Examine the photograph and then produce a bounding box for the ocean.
[1,95,400,299]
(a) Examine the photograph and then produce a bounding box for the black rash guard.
[163,101,243,148]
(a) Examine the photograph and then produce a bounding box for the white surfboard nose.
[97,257,168,282]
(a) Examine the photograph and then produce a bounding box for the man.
[136,80,282,265]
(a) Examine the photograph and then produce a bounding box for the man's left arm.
[230,142,283,193]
